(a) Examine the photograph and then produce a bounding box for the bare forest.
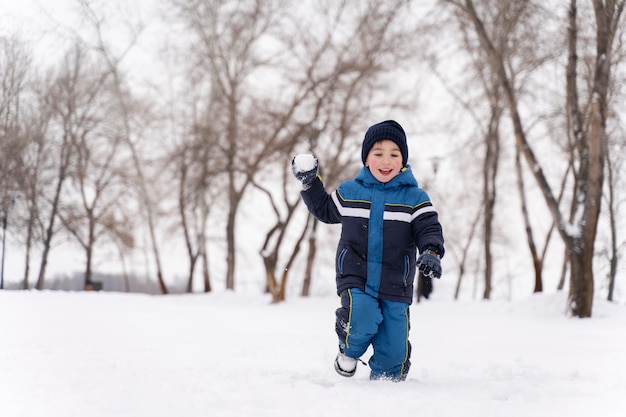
[1,0,624,317]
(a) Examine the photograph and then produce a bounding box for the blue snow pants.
[335,288,411,381]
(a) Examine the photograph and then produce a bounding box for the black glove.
[417,250,441,279]
[291,154,319,189]
[421,274,433,299]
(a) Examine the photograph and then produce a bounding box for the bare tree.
[603,86,626,301]
[563,0,624,315]
[0,34,31,289]
[176,146,204,293]
[300,217,318,297]
[73,0,169,294]
[596,6,626,302]
[159,52,224,293]
[256,174,305,302]
[452,209,482,300]
[53,48,133,289]
[604,145,620,301]
[0,35,28,202]
[172,136,218,293]
[440,0,566,298]
[481,91,501,299]
[34,47,87,290]
[446,0,625,316]
[170,0,293,290]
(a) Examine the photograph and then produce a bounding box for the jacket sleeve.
[300,178,342,224]
[412,209,445,258]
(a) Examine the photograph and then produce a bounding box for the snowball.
[293,154,317,172]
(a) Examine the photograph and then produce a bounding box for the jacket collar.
[355,165,418,189]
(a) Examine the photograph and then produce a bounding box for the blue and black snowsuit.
[301,165,444,380]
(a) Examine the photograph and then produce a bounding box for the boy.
[291,120,444,381]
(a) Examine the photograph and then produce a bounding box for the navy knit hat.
[361,120,408,166]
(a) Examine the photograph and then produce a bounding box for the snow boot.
[334,352,358,377]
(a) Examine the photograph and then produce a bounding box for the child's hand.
[291,154,319,189]
[417,250,441,279]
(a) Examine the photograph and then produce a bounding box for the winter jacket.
[301,165,444,304]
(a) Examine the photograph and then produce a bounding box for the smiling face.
[364,139,403,183]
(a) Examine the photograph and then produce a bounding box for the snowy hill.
[1,290,625,417]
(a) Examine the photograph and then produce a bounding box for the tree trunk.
[568,245,594,317]
[84,242,93,289]
[263,252,278,299]
[186,258,197,293]
[225,206,237,290]
[557,253,568,291]
[36,146,69,290]
[274,218,309,303]
[22,219,33,289]
[454,209,482,300]
[147,212,168,295]
[200,205,212,293]
[515,145,543,293]
[482,105,500,300]
[202,250,212,293]
[567,94,606,317]
[301,218,317,297]
[604,145,618,301]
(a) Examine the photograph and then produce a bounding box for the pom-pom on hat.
[361,120,408,166]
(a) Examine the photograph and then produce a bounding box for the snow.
[292,154,317,173]
[2,290,625,417]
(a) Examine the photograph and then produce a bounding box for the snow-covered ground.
[1,289,624,417]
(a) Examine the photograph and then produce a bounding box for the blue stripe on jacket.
[367,186,384,297]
